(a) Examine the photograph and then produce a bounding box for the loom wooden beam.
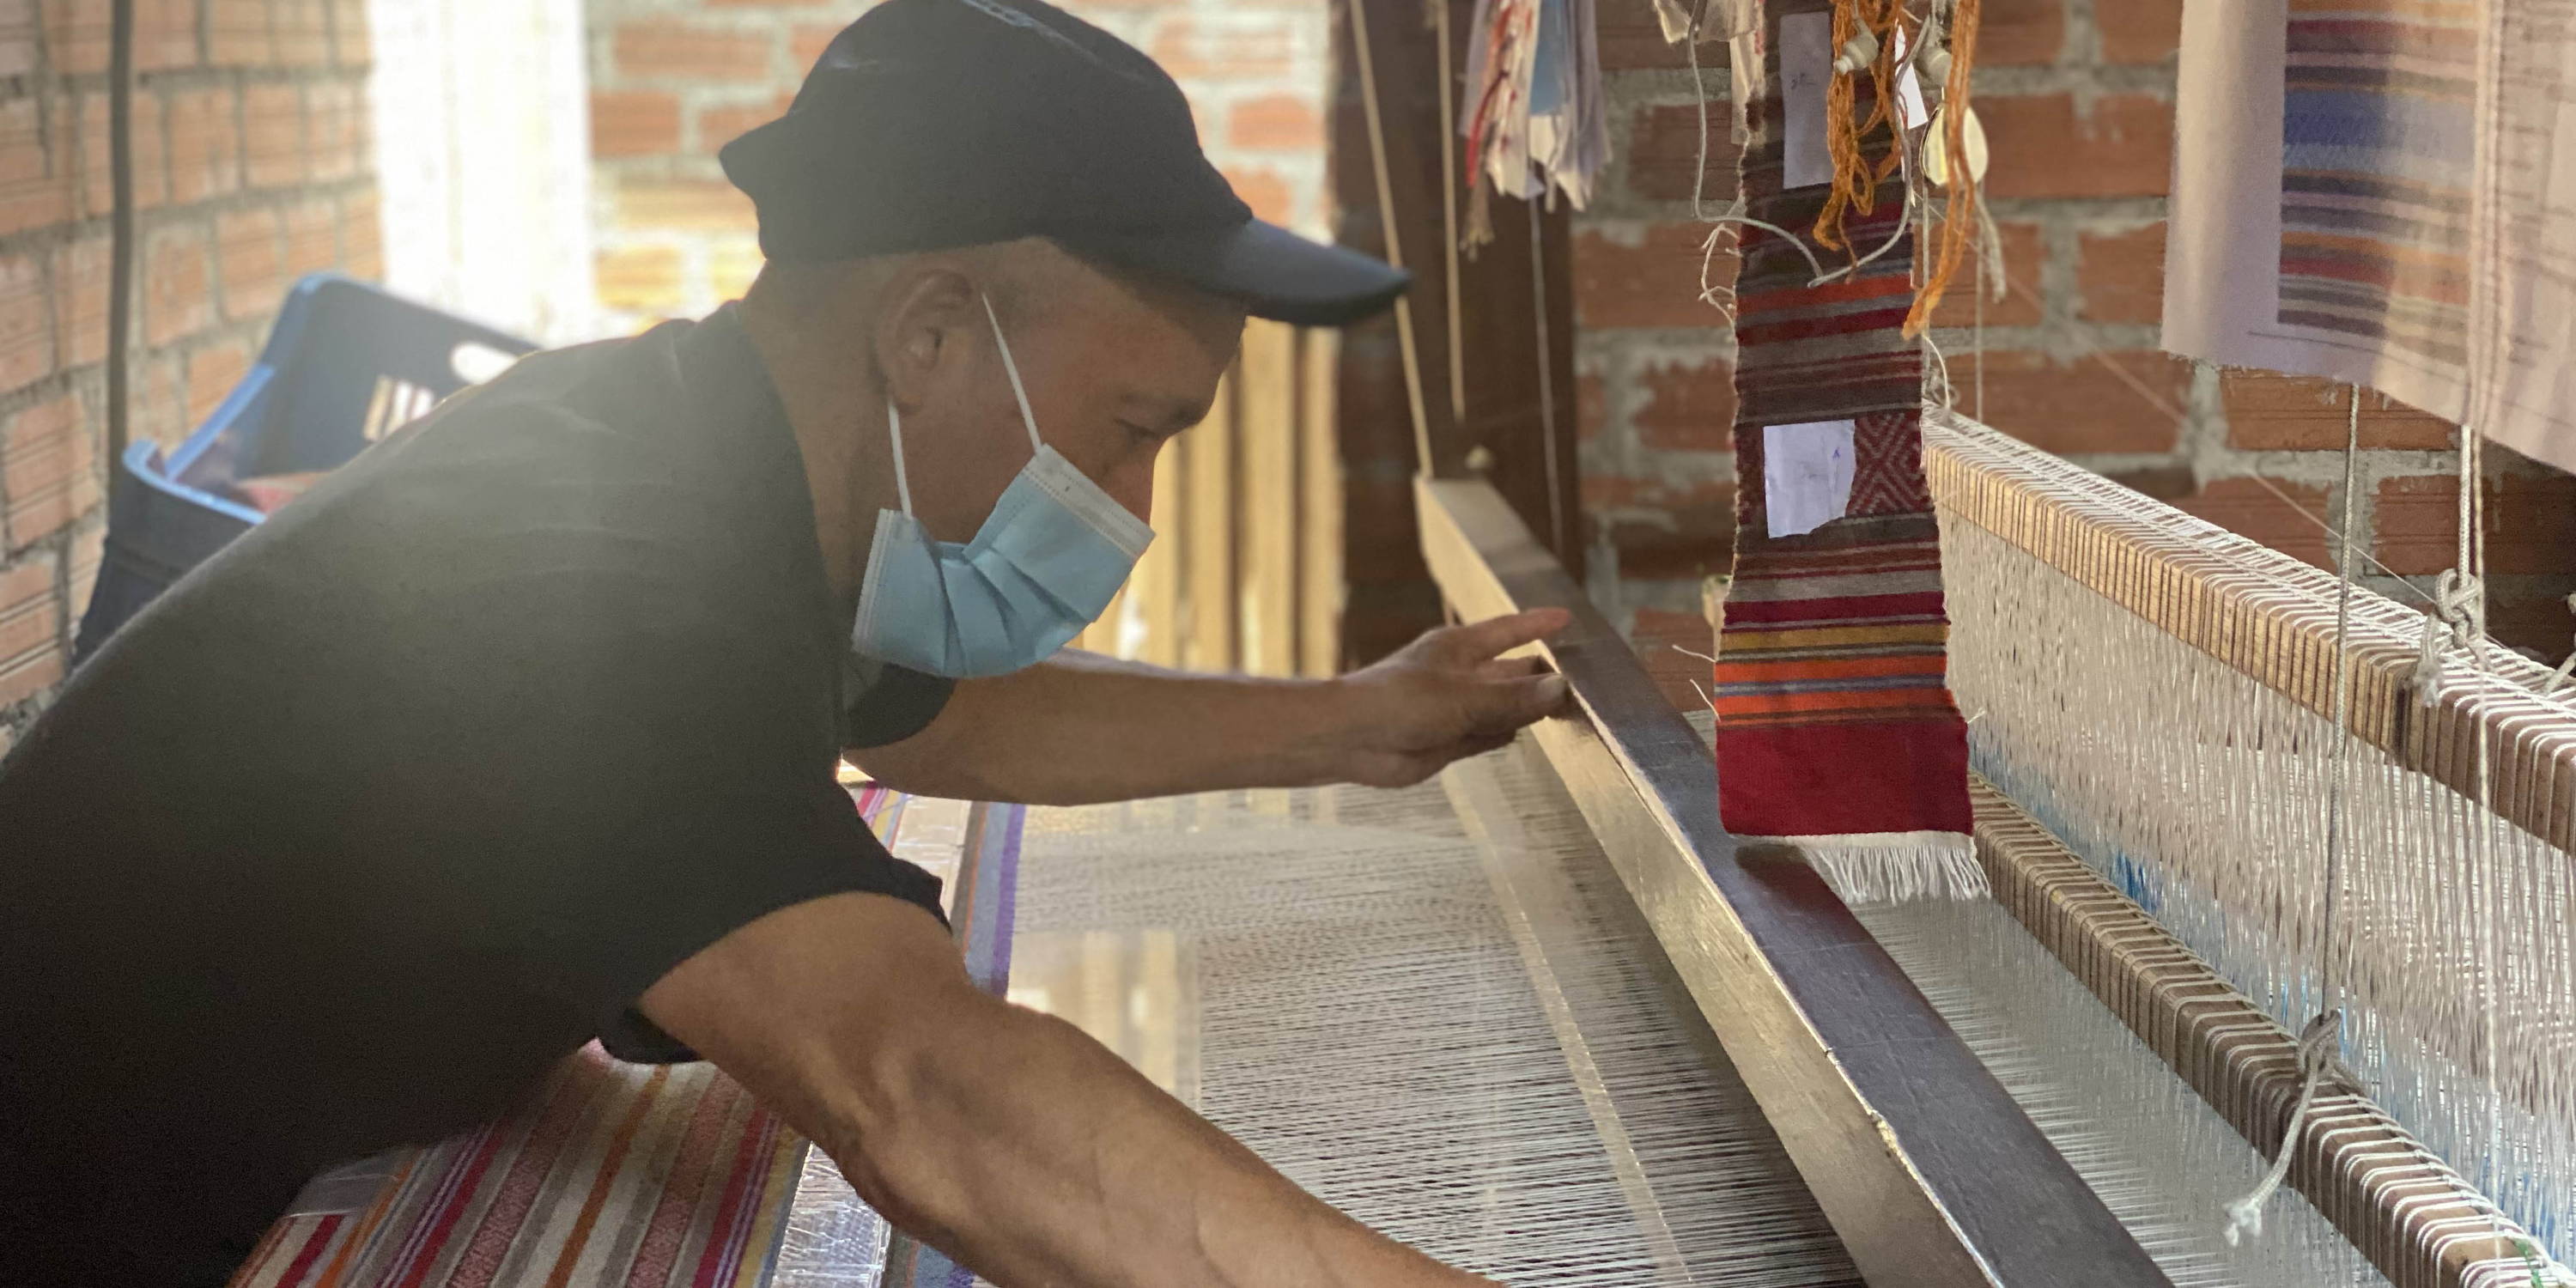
[1416,473,2172,1288]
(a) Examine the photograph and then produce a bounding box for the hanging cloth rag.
[1713,0,1978,901]
[1461,0,1610,239]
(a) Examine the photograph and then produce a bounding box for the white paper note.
[1764,419,1857,538]
[1780,11,1833,188]
[1891,24,1929,130]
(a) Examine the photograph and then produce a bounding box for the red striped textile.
[226,788,914,1288]
[1716,0,1972,858]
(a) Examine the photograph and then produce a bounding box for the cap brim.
[1059,220,1411,326]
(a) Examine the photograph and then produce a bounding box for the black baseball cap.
[719,0,1410,326]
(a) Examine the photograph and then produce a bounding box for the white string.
[1682,3,1829,326]
[2543,593,2576,700]
[884,398,914,517]
[2221,383,2365,1246]
[981,295,1044,453]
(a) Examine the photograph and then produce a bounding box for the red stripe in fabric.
[1718,653,1950,682]
[384,1124,516,1288]
[1730,557,1943,582]
[275,1215,347,1288]
[1721,591,1950,624]
[1736,305,1916,348]
[688,1108,779,1288]
[623,1075,750,1288]
[439,1056,614,1288]
[1716,718,1972,836]
[1737,272,1912,316]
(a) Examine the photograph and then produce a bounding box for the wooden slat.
[1236,321,1299,677]
[1135,426,1187,667]
[1183,374,1238,672]
[1298,329,1345,678]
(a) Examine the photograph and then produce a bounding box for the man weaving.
[0,2,1568,1283]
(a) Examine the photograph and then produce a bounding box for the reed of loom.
[1923,411,2576,1288]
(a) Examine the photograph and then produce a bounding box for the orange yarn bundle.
[1812,0,1913,255]
[1902,0,1981,337]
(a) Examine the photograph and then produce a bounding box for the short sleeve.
[841,651,958,748]
[331,406,951,1062]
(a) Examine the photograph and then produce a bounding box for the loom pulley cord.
[107,0,137,468]
[2223,387,2366,1246]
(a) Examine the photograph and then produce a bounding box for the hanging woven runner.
[1715,0,1975,899]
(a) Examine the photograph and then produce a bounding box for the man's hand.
[850,609,1575,805]
[643,894,1497,1288]
[1323,608,1574,788]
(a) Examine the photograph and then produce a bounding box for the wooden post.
[1298,328,1346,677]
[1237,322,1299,677]
[1183,374,1239,672]
[1136,437,1185,667]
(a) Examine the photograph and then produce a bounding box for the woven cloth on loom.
[1716,0,1973,890]
[226,787,1021,1288]
[2164,0,2576,477]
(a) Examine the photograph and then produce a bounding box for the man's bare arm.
[849,609,1571,805]
[641,893,1492,1288]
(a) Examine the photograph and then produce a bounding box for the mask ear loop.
[981,295,1046,455]
[884,398,915,518]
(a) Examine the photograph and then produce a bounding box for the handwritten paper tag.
[1780,11,1833,189]
[1764,419,1858,538]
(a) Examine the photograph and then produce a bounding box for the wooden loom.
[1404,404,2575,1287]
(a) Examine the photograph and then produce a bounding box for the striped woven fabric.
[2276,0,2478,372]
[226,786,1010,1288]
[1716,0,1972,864]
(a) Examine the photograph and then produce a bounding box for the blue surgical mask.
[850,297,1154,677]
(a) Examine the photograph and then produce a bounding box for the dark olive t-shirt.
[0,307,950,1285]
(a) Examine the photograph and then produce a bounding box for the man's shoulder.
[317,324,719,527]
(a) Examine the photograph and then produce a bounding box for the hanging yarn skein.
[1812,0,1911,254]
[1903,0,1980,336]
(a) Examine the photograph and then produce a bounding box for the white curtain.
[367,0,598,346]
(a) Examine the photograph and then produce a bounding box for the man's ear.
[872,266,981,415]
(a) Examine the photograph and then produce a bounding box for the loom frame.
[1414,474,2173,1288]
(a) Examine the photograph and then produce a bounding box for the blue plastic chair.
[73,274,537,664]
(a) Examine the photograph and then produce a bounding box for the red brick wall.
[586,0,1333,332]
[0,0,382,745]
[1575,0,2576,665]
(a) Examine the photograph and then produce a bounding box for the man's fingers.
[1429,608,1573,665]
[1461,671,1571,736]
[1476,655,1552,682]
